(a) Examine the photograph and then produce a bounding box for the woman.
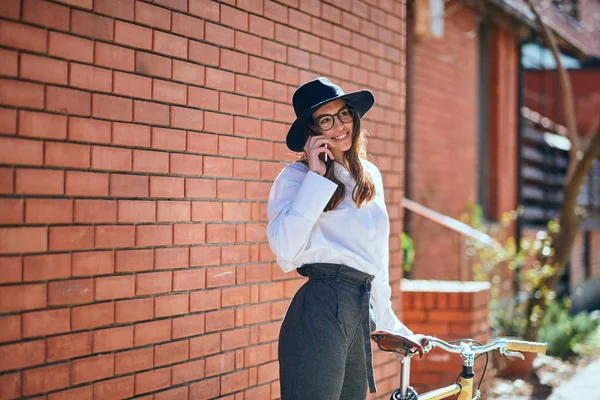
[267,77,427,399]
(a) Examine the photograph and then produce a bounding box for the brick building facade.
[0,0,415,398]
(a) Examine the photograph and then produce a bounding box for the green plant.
[400,232,415,277]
[538,298,600,359]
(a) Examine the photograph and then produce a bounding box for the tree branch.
[524,0,579,178]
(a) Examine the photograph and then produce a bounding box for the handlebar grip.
[506,340,547,354]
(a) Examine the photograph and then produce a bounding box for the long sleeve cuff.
[289,170,338,221]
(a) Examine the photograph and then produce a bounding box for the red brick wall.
[400,280,491,394]
[0,0,408,399]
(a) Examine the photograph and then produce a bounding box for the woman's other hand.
[304,135,334,176]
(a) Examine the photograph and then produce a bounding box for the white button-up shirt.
[267,159,413,335]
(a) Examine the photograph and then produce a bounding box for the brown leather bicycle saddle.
[370,330,419,356]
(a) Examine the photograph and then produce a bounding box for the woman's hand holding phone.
[304,135,334,176]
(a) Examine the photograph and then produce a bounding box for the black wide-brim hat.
[286,77,375,152]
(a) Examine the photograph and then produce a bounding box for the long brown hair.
[297,106,376,211]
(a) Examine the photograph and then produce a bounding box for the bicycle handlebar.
[426,337,547,356]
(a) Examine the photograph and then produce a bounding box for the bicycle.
[370,330,547,400]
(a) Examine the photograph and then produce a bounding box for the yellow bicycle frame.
[419,375,473,399]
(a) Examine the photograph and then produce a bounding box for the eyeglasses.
[314,107,353,131]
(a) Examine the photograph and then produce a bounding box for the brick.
[222,369,248,394]
[220,92,248,115]
[115,348,153,374]
[91,146,132,171]
[154,30,187,58]
[235,117,262,138]
[155,246,189,268]
[0,257,21,284]
[249,15,273,39]
[249,57,274,79]
[219,135,246,156]
[72,250,114,276]
[235,75,262,97]
[134,319,171,346]
[0,227,45,257]
[0,79,43,110]
[217,179,246,199]
[93,326,133,353]
[235,31,261,54]
[204,156,233,177]
[189,41,219,66]
[46,332,92,362]
[133,100,170,125]
[48,385,94,400]
[0,20,47,53]
[71,354,114,385]
[113,122,151,147]
[0,0,21,18]
[114,20,152,49]
[191,201,222,222]
[185,177,217,198]
[156,200,190,221]
[206,68,235,91]
[0,283,46,313]
[206,265,236,287]
[0,340,45,372]
[20,53,67,85]
[94,225,135,249]
[150,176,185,198]
[68,117,110,144]
[135,1,171,29]
[48,278,94,306]
[155,293,189,317]
[69,63,112,92]
[173,268,205,291]
[262,40,287,63]
[93,376,134,400]
[115,298,153,323]
[153,80,187,105]
[234,159,261,179]
[189,0,219,21]
[135,51,172,79]
[48,226,94,251]
[18,111,66,140]
[22,253,69,282]
[115,249,153,272]
[170,153,203,176]
[71,302,114,330]
[133,149,169,173]
[0,199,22,225]
[222,286,250,307]
[221,4,248,30]
[0,137,42,166]
[288,48,310,69]
[74,199,117,224]
[135,224,172,246]
[170,106,203,131]
[205,113,233,136]
[0,108,17,134]
[0,168,13,194]
[117,200,156,223]
[275,63,298,85]
[189,289,220,312]
[94,0,134,19]
[95,275,135,300]
[136,271,172,295]
[173,223,206,245]
[46,86,91,116]
[186,130,218,154]
[205,352,234,378]
[92,94,132,121]
[173,60,205,86]
[95,42,135,71]
[171,359,204,384]
[189,377,220,399]
[71,9,113,40]
[45,142,90,169]
[22,308,70,338]
[48,31,93,63]
[188,86,219,110]
[110,173,149,197]
[135,367,170,395]
[172,12,204,40]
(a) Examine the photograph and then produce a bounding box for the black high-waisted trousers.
[278,263,376,400]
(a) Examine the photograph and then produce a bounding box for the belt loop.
[335,265,342,282]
